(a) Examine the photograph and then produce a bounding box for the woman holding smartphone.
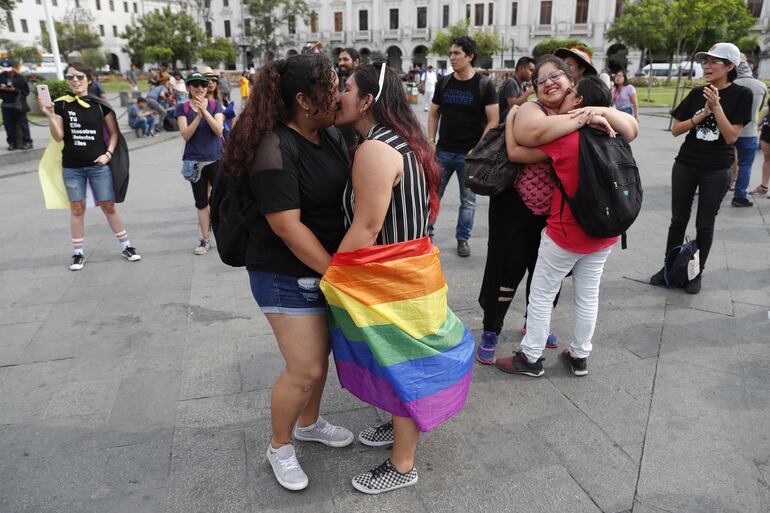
[38,62,140,271]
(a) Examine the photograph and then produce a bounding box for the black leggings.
[479,187,549,334]
[665,161,730,271]
[191,161,220,210]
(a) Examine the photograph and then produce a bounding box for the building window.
[359,10,368,30]
[575,0,589,23]
[39,20,46,33]
[123,1,127,11]
[133,2,137,13]
[474,3,483,25]
[488,2,494,24]
[204,0,210,7]
[310,11,318,33]
[389,8,398,29]
[95,0,100,9]
[334,11,343,31]
[539,1,552,24]
[615,0,624,17]
[98,24,104,36]
[74,0,79,6]
[442,5,450,27]
[51,0,56,5]
[20,18,28,32]
[417,6,427,28]
[112,25,118,36]
[748,0,762,17]
[244,18,250,36]
[109,0,114,10]
[35,0,40,4]
[205,21,211,37]
[224,19,231,37]
[6,14,14,32]
[511,1,518,24]
[288,15,295,34]
[466,3,471,20]
[223,0,228,6]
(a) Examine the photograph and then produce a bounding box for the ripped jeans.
[248,271,327,316]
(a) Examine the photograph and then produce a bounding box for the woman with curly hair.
[221,54,354,491]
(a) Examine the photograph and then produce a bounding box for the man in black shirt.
[428,36,499,256]
[0,60,33,150]
[498,56,535,120]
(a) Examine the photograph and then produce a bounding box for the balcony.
[533,24,553,35]
[330,31,345,42]
[383,28,401,40]
[354,29,372,41]
[570,23,591,35]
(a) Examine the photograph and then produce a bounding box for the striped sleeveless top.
[342,125,430,245]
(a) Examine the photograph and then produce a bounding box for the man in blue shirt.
[145,84,169,131]
[128,97,156,137]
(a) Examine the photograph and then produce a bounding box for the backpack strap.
[208,99,216,114]
[434,74,452,106]
[183,101,189,115]
[549,167,570,236]
[323,126,350,165]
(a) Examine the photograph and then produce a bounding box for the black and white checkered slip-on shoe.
[351,459,418,495]
[357,420,394,447]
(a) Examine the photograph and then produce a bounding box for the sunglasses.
[534,70,566,87]
[188,82,207,88]
[65,73,87,81]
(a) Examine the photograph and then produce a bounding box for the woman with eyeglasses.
[221,54,354,492]
[38,61,141,271]
[174,71,225,255]
[649,43,752,294]
[328,63,474,494]
[611,70,638,120]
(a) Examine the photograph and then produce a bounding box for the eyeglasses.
[534,70,566,87]
[701,58,726,67]
[65,73,87,81]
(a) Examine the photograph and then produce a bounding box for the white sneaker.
[194,238,210,255]
[266,444,308,491]
[69,253,85,271]
[292,416,354,447]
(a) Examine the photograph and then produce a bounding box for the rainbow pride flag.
[320,237,475,432]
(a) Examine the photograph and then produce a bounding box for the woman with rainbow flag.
[324,63,475,494]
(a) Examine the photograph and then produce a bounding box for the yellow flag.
[38,138,69,210]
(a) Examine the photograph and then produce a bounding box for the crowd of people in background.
[25,32,763,499]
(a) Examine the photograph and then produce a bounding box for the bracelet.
[105,150,113,156]
[690,117,696,127]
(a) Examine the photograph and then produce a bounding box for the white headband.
[374,63,387,102]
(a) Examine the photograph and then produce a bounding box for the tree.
[532,38,593,58]
[79,48,107,70]
[0,0,19,30]
[0,39,42,65]
[242,0,310,60]
[144,46,174,66]
[429,19,506,67]
[200,37,237,68]
[606,0,670,101]
[121,6,206,68]
[40,9,101,61]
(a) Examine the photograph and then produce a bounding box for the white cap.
[695,43,741,68]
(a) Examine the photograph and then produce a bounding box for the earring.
[305,110,310,119]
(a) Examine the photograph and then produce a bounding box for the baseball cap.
[0,58,14,72]
[301,42,323,54]
[185,72,209,85]
[695,43,741,68]
[554,46,597,76]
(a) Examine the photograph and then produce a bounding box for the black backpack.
[464,122,522,196]
[664,238,699,288]
[550,126,642,249]
[210,125,348,267]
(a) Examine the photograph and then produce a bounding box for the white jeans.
[521,233,612,362]
[423,87,435,110]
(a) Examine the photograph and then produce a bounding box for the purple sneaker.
[476,331,498,365]
[522,321,558,348]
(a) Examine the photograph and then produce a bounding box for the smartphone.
[37,84,52,108]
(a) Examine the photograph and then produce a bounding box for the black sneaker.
[21,142,33,150]
[650,267,665,286]
[351,459,418,495]
[358,420,394,447]
[495,351,545,377]
[457,240,470,257]
[561,349,588,376]
[731,197,753,207]
[69,253,85,271]
[121,247,142,262]
[684,273,702,294]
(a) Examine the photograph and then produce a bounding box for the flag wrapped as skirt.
[320,237,474,432]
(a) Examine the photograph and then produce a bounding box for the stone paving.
[0,108,768,513]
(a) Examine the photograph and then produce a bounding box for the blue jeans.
[2,106,32,146]
[62,164,115,202]
[734,136,758,199]
[248,271,326,316]
[130,116,156,136]
[430,149,476,241]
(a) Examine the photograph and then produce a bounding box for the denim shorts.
[62,164,114,202]
[248,271,327,316]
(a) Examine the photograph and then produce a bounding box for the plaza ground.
[0,107,768,513]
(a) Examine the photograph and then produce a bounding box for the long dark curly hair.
[222,54,337,177]
[352,64,441,223]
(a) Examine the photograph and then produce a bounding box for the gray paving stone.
[418,464,603,513]
[528,410,638,513]
[166,429,249,513]
[180,338,243,400]
[44,378,120,422]
[176,390,270,434]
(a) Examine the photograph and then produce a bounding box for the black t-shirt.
[54,97,109,168]
[433,73,498,153]
[671,84,753,169]
[498,76,524,120]
[0,72,29,104]
[245,126,349,277]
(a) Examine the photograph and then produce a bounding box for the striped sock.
[72,238,84,254]
[114,229,131,250]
